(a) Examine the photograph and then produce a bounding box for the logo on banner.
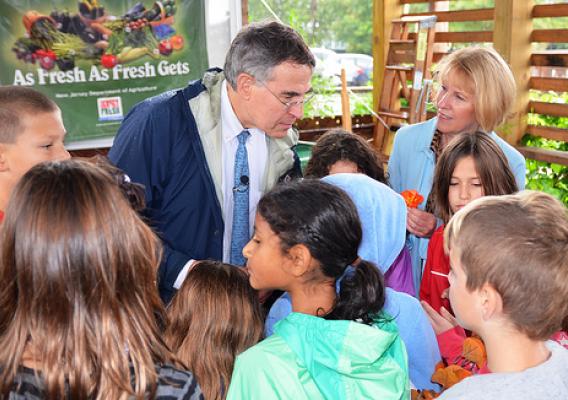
[97,97,123,121]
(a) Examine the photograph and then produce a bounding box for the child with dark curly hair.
[304,129,387,183]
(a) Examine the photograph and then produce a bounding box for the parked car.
[310,47,340,84]
[311,48,373,86]
[311,47,337,66]
[335,53,373,86]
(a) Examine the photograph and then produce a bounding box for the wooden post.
[241,0,248,26]
[493,0,533,146]
[341,68,352,132]
[372,0,402,141]
[433,1,449,56]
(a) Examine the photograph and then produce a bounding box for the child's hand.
[421,301,458,335]
[407,208,437,238]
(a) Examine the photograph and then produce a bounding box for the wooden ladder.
[373,15,437,153]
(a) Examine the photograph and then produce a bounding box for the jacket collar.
[188,70,297,208]
[417,117,438,152]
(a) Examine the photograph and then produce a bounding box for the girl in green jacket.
[227,179,410,400]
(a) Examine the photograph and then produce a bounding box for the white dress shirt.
[174,81,268,288]
[220,81,268,263]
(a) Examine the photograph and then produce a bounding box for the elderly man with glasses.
[109,21,315,303]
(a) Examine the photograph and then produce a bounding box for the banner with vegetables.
[0,0,208,142]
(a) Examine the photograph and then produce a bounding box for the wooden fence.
[372,0,568,166]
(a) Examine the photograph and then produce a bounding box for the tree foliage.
[249,0,372,54]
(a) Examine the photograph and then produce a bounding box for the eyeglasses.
[259,81,315,111]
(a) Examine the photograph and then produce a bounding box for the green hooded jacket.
[227,312,410,399]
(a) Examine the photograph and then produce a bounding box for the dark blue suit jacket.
[109,70,301,303]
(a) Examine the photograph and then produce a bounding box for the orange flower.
[432,364,473,389]
[462,336,487,368]
[401,189,424,208]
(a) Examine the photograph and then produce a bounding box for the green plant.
[523,90,568,205]
[303,74,337,118]
[522,135,568,205]
[350,91,373,116]
[303,75,374,118]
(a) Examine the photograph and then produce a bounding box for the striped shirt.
[6,364,204,399]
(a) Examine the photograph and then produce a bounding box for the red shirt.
[437,326,490,374]
[420,225,452,313]
[551,331,568,350]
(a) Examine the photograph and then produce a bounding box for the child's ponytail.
[258,179,387,325]
[327,259,385,325]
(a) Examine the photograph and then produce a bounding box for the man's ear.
[287,243,313,278]
[235,72,256,100]
[0,145,10,172]
[479,283,503,321]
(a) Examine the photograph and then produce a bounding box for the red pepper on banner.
[34,49,57,70]
[100,53,118,68]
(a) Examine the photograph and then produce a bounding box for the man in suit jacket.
[109,21,315,302]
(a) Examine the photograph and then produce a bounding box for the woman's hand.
[421,301,458,335]
[407,207,437,238]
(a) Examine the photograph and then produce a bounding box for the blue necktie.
[230,130,251,266]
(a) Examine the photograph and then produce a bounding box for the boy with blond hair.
[438,190,568,399]
[0,86,70,217]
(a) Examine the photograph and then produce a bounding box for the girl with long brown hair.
[165,260,264,400]
[0,159,203,399]
[420,131,518,314]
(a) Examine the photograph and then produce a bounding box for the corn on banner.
[0,0,208,143]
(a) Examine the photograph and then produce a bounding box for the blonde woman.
[387,47,526,291]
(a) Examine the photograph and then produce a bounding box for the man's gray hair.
[224,20,315,89]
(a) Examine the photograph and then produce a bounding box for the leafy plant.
[522,135,568,205]
[350,91,373,116]
[303,75,374,118]
[523,90,568,205]
[303,75,337,118]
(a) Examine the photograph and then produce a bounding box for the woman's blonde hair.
[165,261,263,400]
[0,159,177,399]
[435,46,516,132]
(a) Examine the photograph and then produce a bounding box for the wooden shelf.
[527,125,568,142]
[517,146,568,166]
